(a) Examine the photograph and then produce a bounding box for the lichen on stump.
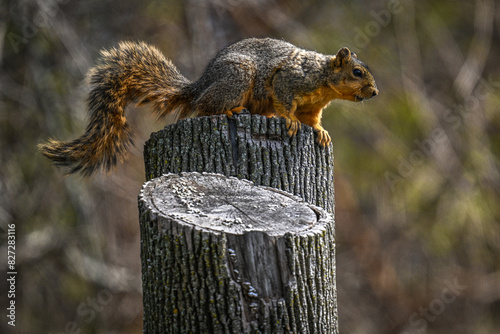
[139,172,338,333]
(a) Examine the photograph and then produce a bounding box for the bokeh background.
[1,0,499,333]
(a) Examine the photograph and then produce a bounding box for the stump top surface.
[142,172,324,236]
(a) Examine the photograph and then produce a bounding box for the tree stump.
[139,172,337,333]
[143,111,334,214]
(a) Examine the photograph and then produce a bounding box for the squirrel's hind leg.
[192,57,255,117]
[272,100,301,138]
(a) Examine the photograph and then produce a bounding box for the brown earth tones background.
[1,0,499,333]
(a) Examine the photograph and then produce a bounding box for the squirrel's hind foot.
[224,106,248,118]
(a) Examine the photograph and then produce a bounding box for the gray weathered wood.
[143,111,335,214]
[141,113,337,332]
[139,172,337,333]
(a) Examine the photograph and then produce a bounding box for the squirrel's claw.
[286,117,301,137]
[316,129,331,147]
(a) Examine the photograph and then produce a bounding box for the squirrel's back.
[189,38,331,115]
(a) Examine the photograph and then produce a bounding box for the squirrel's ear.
[333,47,352,67]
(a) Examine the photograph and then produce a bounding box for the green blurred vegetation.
[1,0,499,333]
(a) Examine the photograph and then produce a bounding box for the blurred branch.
[0,23,5,68]
[0,77,37,109]
[184,0,221,74]
[231,0,312,46]
[423,9,465,79]
[394,0,437,131]
[50,17,92,77]
[395,1,465,184]
[66,246,142,293]
[453,0,494,98]
[422,1,499,196]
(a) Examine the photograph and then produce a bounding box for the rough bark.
[139,172,337,333]
[143,111,334,214]
[140,112,337,333]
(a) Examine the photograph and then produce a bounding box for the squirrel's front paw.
[315,128,331,147]
[286,117,301,137]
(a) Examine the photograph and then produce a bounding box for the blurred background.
[1,0,499,333]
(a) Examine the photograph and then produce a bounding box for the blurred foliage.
[1,0,499,333]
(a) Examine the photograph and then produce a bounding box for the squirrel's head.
[329,47,378,102]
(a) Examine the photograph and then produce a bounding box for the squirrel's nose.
[372,89,378,97]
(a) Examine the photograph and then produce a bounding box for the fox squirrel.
[39,37,378,176]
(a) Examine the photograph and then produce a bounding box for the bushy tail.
[39,41,192,176]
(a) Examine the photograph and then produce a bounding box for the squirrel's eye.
[353,69,363,77]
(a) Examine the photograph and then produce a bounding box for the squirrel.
[39,37,378,176]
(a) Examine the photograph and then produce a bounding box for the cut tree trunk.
[143,111,334,214]
[140,112,337,333]
[139,172,337,333]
